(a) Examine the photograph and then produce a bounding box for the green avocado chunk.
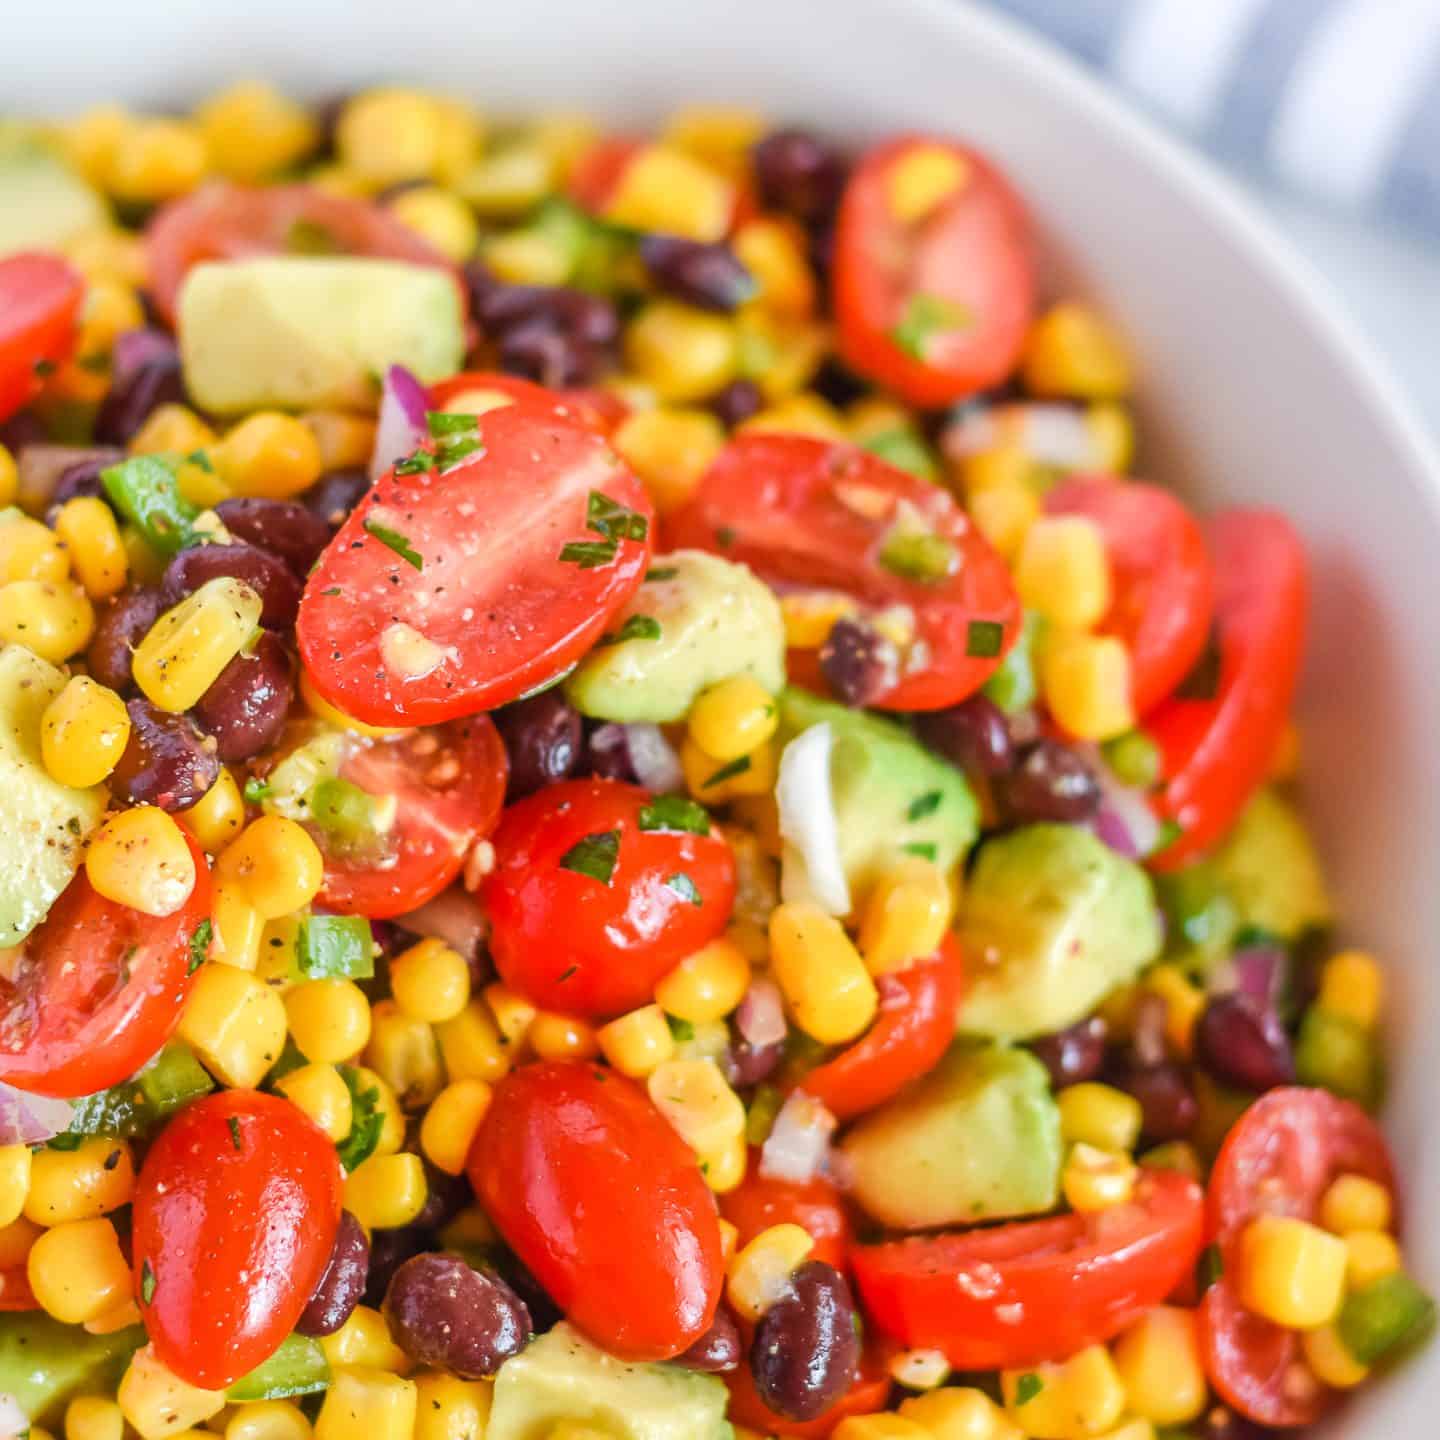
[0,1314,144,1427]
[841,1042,1061,1229]
[178,257,465,414]
[1210,786,1333,941]
[0,144,106,258]
[958,823,1162,1040]
[487,1323,729,1440]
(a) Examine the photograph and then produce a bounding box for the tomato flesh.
[833,137,1034,408]
[482,778,736,1018]
[720,1166,854,1272]
[0,253,84,424]
[470,1060,723,1361]
[132,1090,343,1388]
[667,434,1019,710]
[298,404,653,727]
[0,833,211,1098]
[428,371,625,436]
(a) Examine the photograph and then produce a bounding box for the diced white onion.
[736,979,787,1048]
[776,723,850,916]
[370,364,429,481]
[623,723,684,794]
[760,1092,837,1183]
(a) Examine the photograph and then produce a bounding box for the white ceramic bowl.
[9,0,1439,1429]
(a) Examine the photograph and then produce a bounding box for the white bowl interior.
[8,0,1440,1430]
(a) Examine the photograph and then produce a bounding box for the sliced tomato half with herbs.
[833,136,1035,408]
[0,831,211,1098]
[145,182,456,323]
[297,404,654,727]
[0,253,84,424]
[1199,1087,1396,1429]
[428,371,624,436]
[667,433,1019,710]
[1046,476,1214,716]
[851,1167,1204,1370]
[1145,510,1307,870]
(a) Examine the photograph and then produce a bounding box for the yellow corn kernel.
[624,301,739,404]
[119,1346,226,1440]
[655,938,752,1024]
[0,445,15,509]
[1239,1215,1349,1330]
[782,591,858,649]
[52,497,127,600]
[27,1216,129,1321]
[315,1368,417,1440]
[386,186,479,263]
[303,411,377,473]
[345,1153,428,1230]
[484,983,539,1046]
[647,1058,746,1156]
[0,1145,31,1229]
[701,1130,747,1194]
[318,1304,411,1374]
[130,403,218,461]
[529,1012,601,1062]
[688,676,779,764]
[85,805,197,917]
[727,1222,814,1323]
[482,227,571,286]
[214,414,323,501]
[82,1297,140,1337]
[122,526,168,585]
[663,106,765,178]
[1063,1143,1138,1214]
[0,578,93,663]
[180,961,288,1087]
[1111,1306,1207,1426]
[1017,516,1111,631]
[738,311,828,403]
[1344,1228,1402,1290]
[132,575,261,712]
[739,392,848,441]
[968,482,1039,562]
[180,768,246,855]
[105,119,208,202]
[606,144,734,242]
[412,1372,492,1440]
[225,1400,313,1440]
[63,224,147,290]
[197,81,317,182]
[458,144,556,217]
[435,999,512,1085]
[58,105,131,186]
[297,668,408,739]
[365,998,443,1108]
[1320,1174,1393,1236]
[210,883,263,971]
[420,1079,493,1176]
[335,88,445,186]
[1003,1346,1126,1440]
[1022,303,1132,402]
[67,1395,126,1440]
[1318,950,1383,1029]
[1042,631,1135,742]
[834,1419,930,1440]
[1143,964,1206,1057]
[78,277,146,363]
[433,98,486,187]
[1058,1084,1143,1154]
[889,145,970,224]
[1301,1323,1370,1389]
[287,978,373,1067]
[390,937,472,1025]
[899,1387,1022,1440]
[857,857,952,977]
[217,815,324,919]
[597,1003,676,1078]
[612,407,726,514]
[682,736,776,802]
[1084,402,1136,474]
[275,1063,353,1143]
[734,218,815,318]
[41,675,130,788]
[956,444,1040,499]
[769,902,878,1044]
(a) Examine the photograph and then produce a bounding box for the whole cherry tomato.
[132,1090,343,1388]
[720,1166,853,1271]
[0,831,211,1098]
[482,779,736,1017]
[428,371,625,436]
[469,1060,723,1361]
[0,254,84,424]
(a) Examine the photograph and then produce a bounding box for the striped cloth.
[989,0,1440,244]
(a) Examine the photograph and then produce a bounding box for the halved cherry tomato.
[315,716,507,919]
[0,832,211,1098]
[482,779,736,1017]
[851,1167,1204,1370]
[132,1090,343,1388]
[567,137,645,213]
[725,1338,895,1438]
[667,434,1019,710]
[720,1165,853,1271]
[298,404,653,727]
[470,1060,723,1361]
[1046,476,1214,716]
[1199,1087,1395,1429]
[0,254,84,424]
[145,183,455,323]
[428,371,622,436]
[1145,510,1307,870]
[833,136,1035,408]
[798,937,963,1120]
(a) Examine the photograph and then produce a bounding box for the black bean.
[304,469,372,529]
[94,355,185,446]
[296,1210,370,1337]
[498,318,601,388]
[49,451,125,513]
[1113,1060,1199,1143]
[752,130,848,225]
[412,1158,473,1230]
[1028,1016,1108,1089]
[1194,993,1294,1094]
[819,618,894,708]
[111,698,221,812]
[474,284,619,349]
[915,695,1014,778]
[363,1227,429,1309]
[0,412,47,453]
[810,357,869,410]
[87,587,165,693]
[215,498,332,576]
[383,1253,533,1379]
[749,1261,861,1421]
[723,1034,783,1089]
[163,542,301,629]
[1000,739,1102,824]
[493,691,582,801]
[677,1307,743,1373]
[192,632,295,763]
[638,236,755,312]
[710,379,764,428]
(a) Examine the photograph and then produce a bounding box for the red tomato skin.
[1146,510,1307,870]
[798,938,963,1121]
[1046,476,1214,716]
[0,1268,37,1312]
[833,137,1035,409]
[720,1166,854,1272]
[482,779,736,1017]
[428,372,624,436]
[297,405,653,727]
[1199,1087,1396,1429]
[317,716,508,919]
[0,832,211,1098]
[132,1090,343,1388]
[0,254,84,424]
[725,1340,894,1438]
[667,435,1020,710]
[851,1168,1204,1370]
[469,1060,723,1361]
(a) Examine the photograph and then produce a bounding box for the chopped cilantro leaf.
[336,1067,384,1171]
[363,519,424,571]
[1014,1374,1043,1407]
[903,842,938,861]
[965,619,1004,658]
[891,292,972,360]
[140,1259,156,1304]
[908,791,942,821]
[665,872,702,906]
[599,615,662,646]
[637,796,712,835]
[559,540,618,569]
[559,830,621,885]
[704,754,751,788]
[187,918,212,975]
[227,1115,242,1151]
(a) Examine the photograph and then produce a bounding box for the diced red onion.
[760,1092,837,1184]
[1089,754,1162,859]
[393,885,488,960]
[1209,944,1288,1004]
[112,326,178,379]
[620,723,683,794]
[736,978,787,1048]
[371,364,430,481]
[777,723,850,916]
[0,1080,73,1146]
[1131,993,1169,1068]
[15,445,122,509]
[943,402,1098,468]
[0,1390,28,1438]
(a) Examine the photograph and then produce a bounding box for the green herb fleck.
[185,449,215,473]
[559,829,621,886]
[187,919,212,975]
[427,411,480,437]
[903,842,938,861]
[637,795,712,835]
[966,619,1004,658]
[646,566,679,582]
[363,518,424,571]
[77,352,111,375]
[1014,1374,1044,1407]
[908,791,942,821]
[558,965,578,983]
[665,872,702,906]
[879,526,957,584]
[715,526,737,549]
[859,428,939,481]
[321,586,341,597]
[587,490,649,544]
[891,292,972,360]
[599,614,662,646]
[243,777,270,805]
[227,1115,243,1152]
[140,1259,156,1305]
[666,1015,695,1044]
[704,755,751,788]
[559,540,620,569]
[336,1068,384,1171]
[1200,1243,1224,1291]
[392,449,434,476]
[287,217,341,254]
